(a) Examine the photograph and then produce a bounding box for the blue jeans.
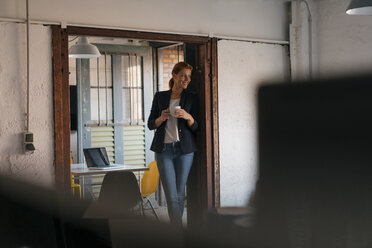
[156,142,194,225]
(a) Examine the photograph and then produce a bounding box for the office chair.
[84,171,144,219]
[141,161,160,221]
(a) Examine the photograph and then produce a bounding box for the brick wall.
[160,45,184,91]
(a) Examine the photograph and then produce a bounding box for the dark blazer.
[147,89,199,154]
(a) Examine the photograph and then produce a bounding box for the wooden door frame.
[51,26,220,223]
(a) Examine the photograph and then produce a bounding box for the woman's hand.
[175,108,194,126]
[160,108,170,121]
[155,108,170,127]
[174,108,190,120]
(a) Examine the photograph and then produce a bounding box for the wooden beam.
[186,42,215,228]
[200,42,213,209]
[52,25,64,190]
[52,25,71,193]
[61,29,71,193]
[66,26,209,44]
[186,44,201,227]
[211,38,220,208]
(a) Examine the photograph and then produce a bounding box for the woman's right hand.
[160,108,170,122]
[155,108,170,127]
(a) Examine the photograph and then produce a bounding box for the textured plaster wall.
[316,0,372,77]
[290,0,318,80]
[0,22,54,187]
[0,0,289,41]
[218,40,290,207]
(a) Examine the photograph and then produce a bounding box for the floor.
[143,205,187,227]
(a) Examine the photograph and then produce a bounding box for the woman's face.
[172,69,192,90]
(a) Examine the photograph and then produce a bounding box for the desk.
[71,163,149,199]
[71,163,149,177]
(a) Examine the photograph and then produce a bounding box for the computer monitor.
[254,74,372,248]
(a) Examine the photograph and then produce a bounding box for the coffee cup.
[172,106,181,116]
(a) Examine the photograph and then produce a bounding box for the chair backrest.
[98,171,142,210]
[141,161,159,197]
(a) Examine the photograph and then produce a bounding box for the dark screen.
[70,85,77,131]
[83,147,110,167]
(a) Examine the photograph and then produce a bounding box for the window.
[121,55,146,166]
[89,55,115,162]
[70,48,152,168]
[122,55,143,124]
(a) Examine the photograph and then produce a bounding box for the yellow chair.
[141,161,160,220]
[71,157,82,199]
[71,178,82,199]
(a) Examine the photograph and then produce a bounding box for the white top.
[164,98,180,143]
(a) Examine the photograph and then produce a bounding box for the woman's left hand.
[175,108,192,121]
[175,108,195,127]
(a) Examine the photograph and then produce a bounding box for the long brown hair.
[169,62,193,89]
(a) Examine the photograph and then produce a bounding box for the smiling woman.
[147,61,198,225]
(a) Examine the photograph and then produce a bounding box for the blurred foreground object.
[255,74,372,248]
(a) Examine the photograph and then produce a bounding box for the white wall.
[290,0,318,80]
[0,23,54,187]
[0,0,289,41]
[218,40,290,206]
[316,0,372,77]
[0,0,292,192]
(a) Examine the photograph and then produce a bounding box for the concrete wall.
[218,40,290,206]
[0,0,289,41]
[316,0,372,77]
[290,0,318,80]
[0,23,54,187]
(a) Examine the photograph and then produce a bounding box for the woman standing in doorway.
[147,62,198,225]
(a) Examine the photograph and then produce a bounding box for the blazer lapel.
[164,90,172,109]
[180,90,187,108]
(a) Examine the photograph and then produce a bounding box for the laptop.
[83,147,123,170]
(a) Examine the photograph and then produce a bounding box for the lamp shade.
[346,0,372,15]
[69,36,101,58]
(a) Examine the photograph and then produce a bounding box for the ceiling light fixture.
[69,36,101,58]
[346,0,372,15]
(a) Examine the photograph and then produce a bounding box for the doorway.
[52,26,219,227]
[69,37,154,200]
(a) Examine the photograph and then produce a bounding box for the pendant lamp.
[346,0,372,15]
[69,36,101,58]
